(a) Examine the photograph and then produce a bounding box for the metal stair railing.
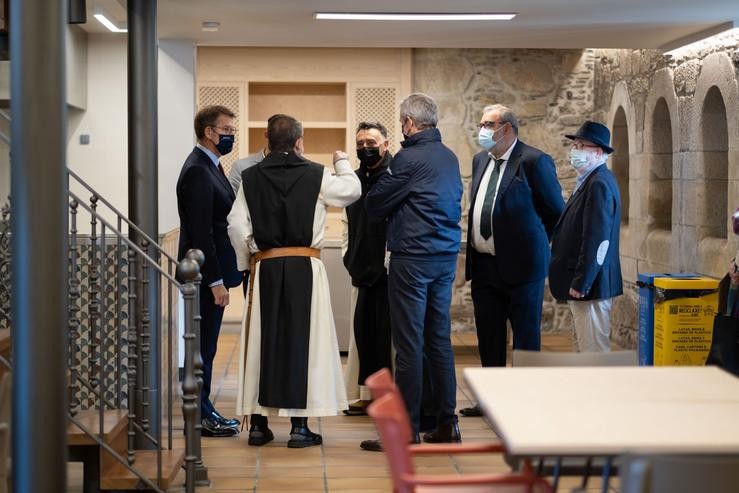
[0,110,208,493]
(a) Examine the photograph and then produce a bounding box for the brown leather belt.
[253,246,321,264]
[241,245,321,427]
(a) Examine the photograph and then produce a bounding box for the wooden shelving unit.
[246,82,348,169]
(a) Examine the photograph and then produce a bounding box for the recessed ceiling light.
[202,21,221,32]
[94,13,127,33]
[314,12,517,21]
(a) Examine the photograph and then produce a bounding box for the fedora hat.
[565,121,614,154]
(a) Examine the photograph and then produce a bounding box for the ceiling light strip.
[314,12,516,21]
[94,13,128,33]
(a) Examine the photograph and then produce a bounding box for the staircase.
[67,410,184,491]
[0,110,206,492]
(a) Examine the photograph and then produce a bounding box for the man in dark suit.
[549,121,623,352]
[461,104,564,417]
[177,105,243,436]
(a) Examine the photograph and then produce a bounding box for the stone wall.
[592,30,739,348]
[412,36,739,351]
[412,48,596,336]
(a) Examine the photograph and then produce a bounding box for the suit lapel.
[194,147,235,199]
[554,166,603,230]
[494,141,522,203]
[215,165,235,199]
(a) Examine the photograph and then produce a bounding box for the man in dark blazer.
[461,104,564,417]
[177,105,243,436]
[549,121,623,352]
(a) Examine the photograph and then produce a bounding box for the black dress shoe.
[204,408,241,428]
[248,424,274,446]
[420,414,437,433]
[201,417,239,437]
[423,423,462,443]
[287,418,322,448]
[359,438,383,452]
[360,433,420,452]
[459,404,482,417]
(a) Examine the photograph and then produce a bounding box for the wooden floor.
[68,326,620,492]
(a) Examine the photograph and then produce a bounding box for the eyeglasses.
[210,125,237,135]
[476,121,506,130]
[570,142,600,151]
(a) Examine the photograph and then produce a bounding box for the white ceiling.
[83,0,739,49]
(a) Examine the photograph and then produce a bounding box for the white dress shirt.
[471,138,517,255]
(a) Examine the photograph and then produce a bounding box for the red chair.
[364,367,398,401]
[366,369,552,493]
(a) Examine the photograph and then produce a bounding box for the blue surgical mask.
[478,126,503,149]
[569,149,591,169]
[215,134,235,155]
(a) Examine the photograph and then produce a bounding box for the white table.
[464,366,739,457]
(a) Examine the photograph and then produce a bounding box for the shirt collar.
[196,143,220,167]
[575,162,605,191]
[488,138,518,162]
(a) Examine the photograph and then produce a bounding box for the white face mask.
[569,148,593,170]
[478,126,503,150]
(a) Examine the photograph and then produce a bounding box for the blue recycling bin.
[637,272,699,365]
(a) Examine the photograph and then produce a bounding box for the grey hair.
[483,104,519,133]
[400,93,438,129]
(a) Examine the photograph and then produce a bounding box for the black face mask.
[215,134,235,155]
[356,146,382,167]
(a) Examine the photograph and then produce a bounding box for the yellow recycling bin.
[653,276,719,366]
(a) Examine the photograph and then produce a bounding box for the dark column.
[10,0,68,491]
[127,0,160,446]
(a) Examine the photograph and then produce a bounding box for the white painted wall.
[66,25,88,111]
[66,35,196,235]
[158,39,196,234]
[0,25,88,207]
[67,34,128,232]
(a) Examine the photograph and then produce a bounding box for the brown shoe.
[459,404,482,417]
[422,423,462,444]
[343,399,371,416]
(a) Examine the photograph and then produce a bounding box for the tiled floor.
[68,327,620,492]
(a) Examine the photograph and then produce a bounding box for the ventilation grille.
[198,85,241,176]
[354,87,398,153]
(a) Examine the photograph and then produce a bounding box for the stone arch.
[644,69,679,235]
[691,52,739,276]
[692,53,739,240]
[607,82,636,227]
[647,99,673,230]
[698,86,729,240]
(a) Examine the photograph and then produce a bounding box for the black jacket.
[176,147,241,287]
[549,164,623,301]
[343,152,391,287]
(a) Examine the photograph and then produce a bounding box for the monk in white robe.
[227,115,360,448]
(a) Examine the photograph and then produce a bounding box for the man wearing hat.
[549,121,623,352]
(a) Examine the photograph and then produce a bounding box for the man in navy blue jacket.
[177,105,244,436]
[549,121,623,352]
[462,104,564,417]
[366,93,463,444]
